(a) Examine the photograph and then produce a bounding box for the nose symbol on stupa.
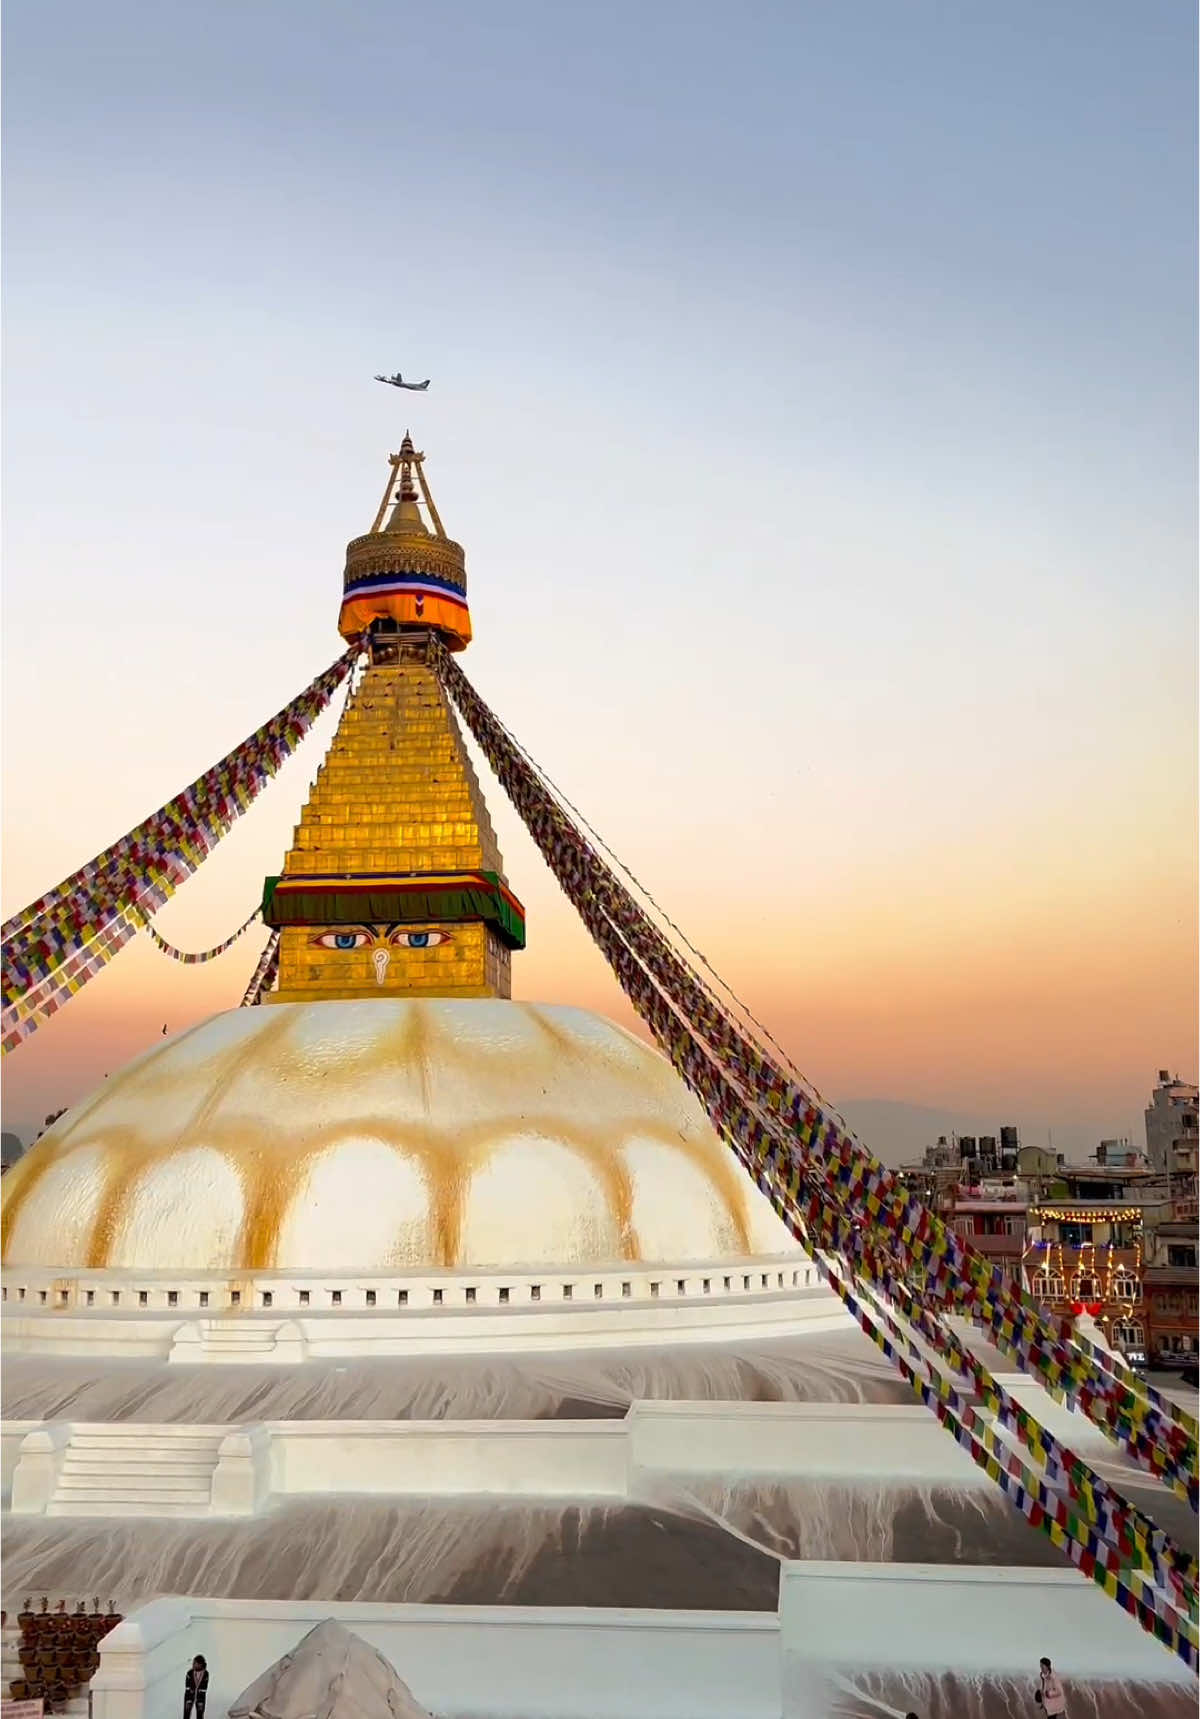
[372,948,390,986]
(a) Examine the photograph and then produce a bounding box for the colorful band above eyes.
[261,871,526,950]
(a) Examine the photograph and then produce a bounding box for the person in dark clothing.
[183,1655,208,1719]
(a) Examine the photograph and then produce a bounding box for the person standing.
[183,1655,208,1719]
[1035,1656,1067,1717]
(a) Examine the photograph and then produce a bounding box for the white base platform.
[86,1581,1194,1719]
[0,1255,842,1360]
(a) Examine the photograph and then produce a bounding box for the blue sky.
[3,1,1196,1146]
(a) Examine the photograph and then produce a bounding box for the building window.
[365,1290,376,1307]
[199,1291,209,1308]
[760,1273,769,1288]
[432,1289,443,1305]
[702,1279,711,1294]
[262,1292,273,1308]
[111,1291,119,1305]
[465,1287,476,1304]
[231,1291,241,1306]
[1114,1321,1144,1349]
[530,1285,541,1302]
[498,1287,509,1304]
[137,1291,148,1306]
[723,1276,731,1291]
[298,1290,309,1306]
[562,1284,573,1300]
[86,1290,94,1306]
[1032,1271,1064,1301]
[330,1290,342,1306]
[39,1290,47,1304]
[167,1290,179,1307]
[58,1290,69,1305]
[1112,1273,1137,1301]
[398,1290,408,1306]
[594,1283,603,1299]
[650,1281,660,1297]
[743,1275,751,1290]
[622,1282,631,1298]
[676,1279,686,1295]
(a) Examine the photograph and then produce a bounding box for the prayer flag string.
[1,645,361,1053]
[434,640,1198,1667]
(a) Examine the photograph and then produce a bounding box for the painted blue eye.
[407,932,430,949]
[311,930,372,951]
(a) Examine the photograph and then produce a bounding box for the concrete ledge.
[91,1597,782,1719]
[0,1255,847,1359]
[4,1403,1003,1518]
[778,1562,1195,1686]
[10,1425,72,1514]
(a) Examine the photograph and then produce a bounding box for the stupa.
[1,434,1193,1719]
[0,436,809,1320]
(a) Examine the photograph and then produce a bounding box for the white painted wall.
[265,1419,630,1498]
[89,1572,1193,1719]
[778,1562,1195,1688]
[0,1258,846,1360]
[91,1597,783,1719]
[1,1420,41,1502]
[626,1402,985,1483]
[5,1402,1001,1517]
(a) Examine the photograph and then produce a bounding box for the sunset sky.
[3,1,1196,1154]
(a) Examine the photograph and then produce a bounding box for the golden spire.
[341,439,469,649]
[263,437,523,1002]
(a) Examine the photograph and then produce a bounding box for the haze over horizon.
[3,2,1196,1145]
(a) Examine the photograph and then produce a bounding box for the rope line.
[432,640,1198,1668]
[146,910,260,964]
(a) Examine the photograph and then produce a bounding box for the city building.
[1144,1071,1199,1175]
[1144,1219,1199,1362]
[1020,1156,1167,1363]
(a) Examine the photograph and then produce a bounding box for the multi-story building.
[898,1128,1027,1281]
[1021,1157,1164,1363]
[1144,1069,1199,1175]
[943,1182,1027,1276]
[1143,1222,1199,1362]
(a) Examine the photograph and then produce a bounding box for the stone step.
[60,1452,216,1470]
[67,1437,223,1450]
[46,1499,209,1518]
[51,1478,212,1499]
[58,1470,212,1491]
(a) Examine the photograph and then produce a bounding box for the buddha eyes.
[310,929,452,950]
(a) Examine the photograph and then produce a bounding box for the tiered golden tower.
[261,440,525,1001]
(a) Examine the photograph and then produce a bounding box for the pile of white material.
[228,1619,431,1719]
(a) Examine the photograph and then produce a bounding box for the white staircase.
[46,1427,226,1517]
[169,1318,305,1364]
[191,1320,287,1361]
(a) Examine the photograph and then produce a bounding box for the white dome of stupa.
[0,1000,798,1273]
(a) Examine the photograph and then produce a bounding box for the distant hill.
[1,1130,25,1168]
